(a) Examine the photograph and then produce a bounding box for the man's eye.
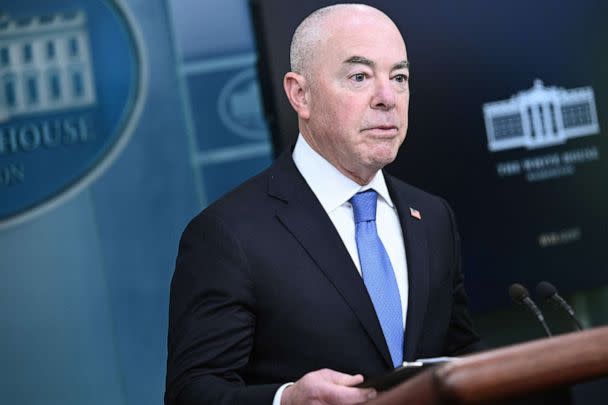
[395,74,409,83]
[351,73,366,82]
[394,74,409,83]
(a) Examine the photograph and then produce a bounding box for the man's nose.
[371,78,396,110]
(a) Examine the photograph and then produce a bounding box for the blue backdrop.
[0,0,271,403]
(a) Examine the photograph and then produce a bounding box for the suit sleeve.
[164,212,281,405]
[438,197,483,355]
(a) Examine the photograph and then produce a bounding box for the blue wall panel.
[0,0,273,403]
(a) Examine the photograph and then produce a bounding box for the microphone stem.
[540,318,553,337]
[523,297,553,337]
[568,313,584,331]
[554,295,584,331]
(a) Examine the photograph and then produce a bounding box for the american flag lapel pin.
[409,207,421,220]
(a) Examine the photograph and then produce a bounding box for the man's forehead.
[321,15,407,63]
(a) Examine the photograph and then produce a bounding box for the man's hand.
[281,368,377,405]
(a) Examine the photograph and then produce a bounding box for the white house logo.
[0,12,96,122]
[0,1,146,228]
[483,80,600,152]
[218,67,268,141]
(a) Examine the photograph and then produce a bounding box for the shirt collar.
[292,134,394,213]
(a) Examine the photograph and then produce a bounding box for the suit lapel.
[385,174,430,361]
[268,154,393,368]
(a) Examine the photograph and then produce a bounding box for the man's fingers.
[319,370,376,404]
[284,368,377,405]
[324,384,377,404]
[322,369,364,386]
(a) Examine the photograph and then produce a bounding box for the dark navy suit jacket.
[165,151,480,404]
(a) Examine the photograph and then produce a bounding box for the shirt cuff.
[272,382,294,405]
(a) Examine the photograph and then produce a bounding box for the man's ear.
[283,72,310,120]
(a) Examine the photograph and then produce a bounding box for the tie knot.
[350,190,378,223]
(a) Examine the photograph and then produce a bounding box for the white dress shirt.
[272,134,409,404]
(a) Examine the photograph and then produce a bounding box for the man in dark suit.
[165,4,479,405]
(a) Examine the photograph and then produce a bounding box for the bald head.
[283,3,410,185]
[290,4,401,79]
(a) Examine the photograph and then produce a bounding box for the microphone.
[536,281,584,331]
[508,283,553,337]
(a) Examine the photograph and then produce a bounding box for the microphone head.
[536,281,558,302]
[508,283,530,303]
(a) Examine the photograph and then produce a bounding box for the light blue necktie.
[351,190,403,367]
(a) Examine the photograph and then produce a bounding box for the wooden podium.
[367,326,608,404]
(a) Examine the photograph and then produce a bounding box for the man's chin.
[364,158,396,174]
[368,149,399,167]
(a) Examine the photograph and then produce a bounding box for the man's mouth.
[362,125,399,136]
